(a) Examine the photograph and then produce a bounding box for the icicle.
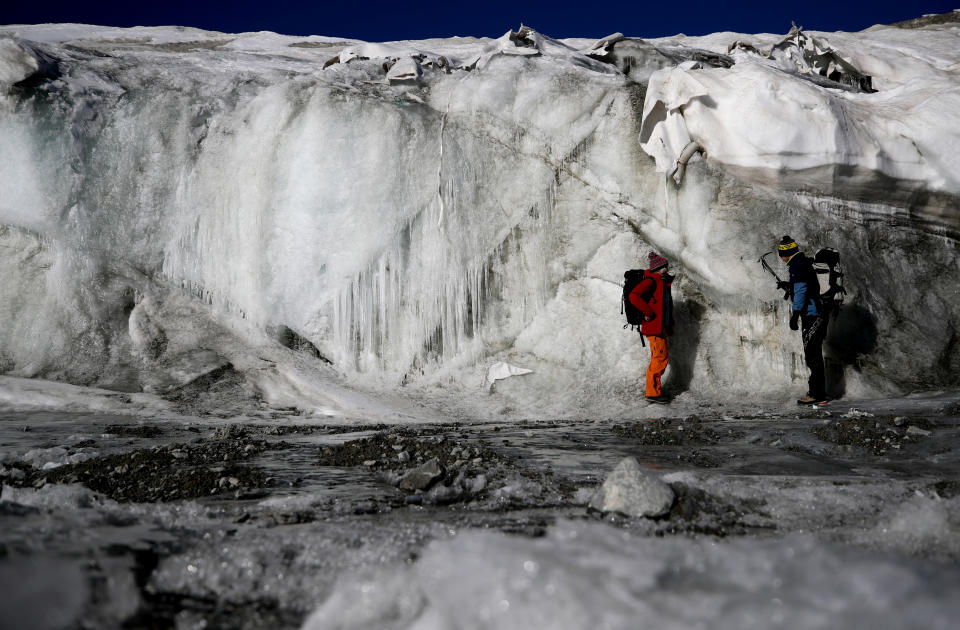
[437,100,449,226]
[663,171,671,228]
[670,140,703,186]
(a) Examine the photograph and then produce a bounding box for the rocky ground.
[1,394,959,629]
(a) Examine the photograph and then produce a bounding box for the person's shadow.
[824,303,879,399]
[664,299,706,395]
[660,299,877,400]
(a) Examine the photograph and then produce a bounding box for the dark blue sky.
[5,0,957,41]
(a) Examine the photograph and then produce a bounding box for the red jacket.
[629,270,673,337]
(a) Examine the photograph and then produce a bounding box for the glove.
[776,280,790,292]
[789,311,800,331]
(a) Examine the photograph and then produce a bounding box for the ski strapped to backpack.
[811,248,845,317]
[622,269,651,347]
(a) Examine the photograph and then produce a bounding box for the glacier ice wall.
[0,20,957,415]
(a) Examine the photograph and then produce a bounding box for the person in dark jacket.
[629,251,674,404]
[778,236,827,405]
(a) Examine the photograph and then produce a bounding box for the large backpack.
[622,269,651,344]
[812,248,845,316]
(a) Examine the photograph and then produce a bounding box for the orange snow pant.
[645,336,669,398]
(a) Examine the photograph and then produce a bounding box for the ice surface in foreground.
[303,519,960,630]
[0,17,958,416]
[2,395,958,628]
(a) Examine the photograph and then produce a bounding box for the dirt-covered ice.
[2,384,958,629]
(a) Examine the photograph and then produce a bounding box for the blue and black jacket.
[787,253,820,317]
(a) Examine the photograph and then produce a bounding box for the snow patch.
[485,362,533,392]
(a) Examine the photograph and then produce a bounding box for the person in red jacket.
[629,252,675,403]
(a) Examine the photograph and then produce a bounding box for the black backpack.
[812,248,845,315]
[622,269,651,344]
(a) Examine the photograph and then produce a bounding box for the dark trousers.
[801,315,827,399]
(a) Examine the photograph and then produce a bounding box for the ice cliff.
[0,16,958,417]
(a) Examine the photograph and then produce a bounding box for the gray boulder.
[588,456,675,518]
[399,458,444,491]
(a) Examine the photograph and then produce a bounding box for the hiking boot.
[797,395,828,406]
[646,396,670,405]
